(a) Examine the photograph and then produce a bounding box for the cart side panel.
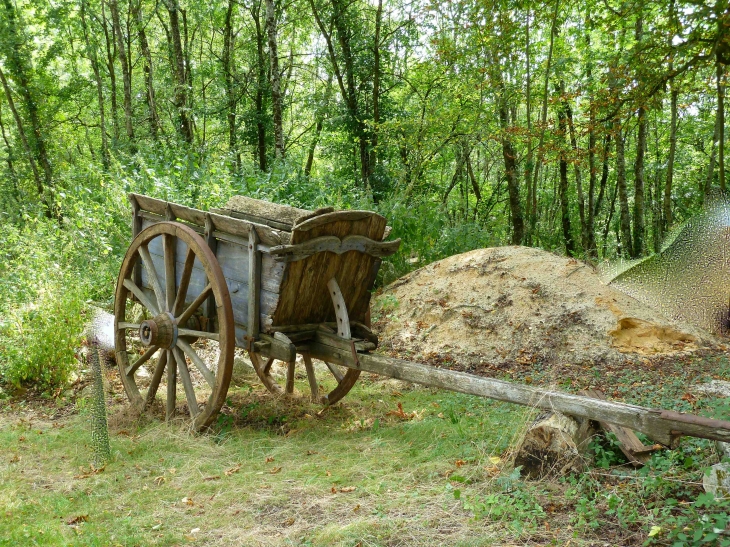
[271,212,388,327]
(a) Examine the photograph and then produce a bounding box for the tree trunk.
[632,105,647,258]
[133,0,160,141]
[664,89,678,234]
[223,0,240,171]
[593,132,611,216]
[585,13,597,258]
[524,8,533,243]
[253,1,267,170]
[109,0,135,143]
[562,80,588,253]
[556,90,575,256]
[266,0,284,158]
[0,0,55,217]
[0,100,19,194]
[369,0,383,183]
[164,0,193,144]
[80,0,109,169]
[717,59,726,192]
[101,0,120,146]
[304,73,333,177]
[615,119,632,257]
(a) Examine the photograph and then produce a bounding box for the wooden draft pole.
[307,334,730,448]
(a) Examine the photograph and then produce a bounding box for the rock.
[703,463,730,498]
[717,441,730,461]
[694,380,730,398]
[231,355,258,386]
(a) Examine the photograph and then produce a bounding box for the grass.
[2,352,730,546]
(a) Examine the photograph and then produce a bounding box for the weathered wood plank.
[293,210,383,231]
[248,229,261,340]
[270,235,401,262]
[222,195,310,226]
[305,345,730,447]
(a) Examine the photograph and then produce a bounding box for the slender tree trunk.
[133,0,160,141]
[369,0,383,182]
[0,101,19,194]
[664,88,678,233]
[80,0,109,169]
[615,119,632,257]
[222,0,240,171]
[556,85,575,256]
[524,8,534,243]
[585,12,597,258]
[593,132,611,216]
[717,58,726,192]
[109,0,135,143]
[164,0,193,144]
[705,112,719,199]
[632,104,647,257]
[561,80,587,252]
[530,0,560,238]
[101,0,119,146]
[253,2,267,170]
[304,73,333,177]
[265,0,284,158]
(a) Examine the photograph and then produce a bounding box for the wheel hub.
[139,312,178,349]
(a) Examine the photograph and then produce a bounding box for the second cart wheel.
[248,278,360,405]
[114,221,235,431]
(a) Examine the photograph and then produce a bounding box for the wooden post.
[248,228,261,340]
[203,213,218,330]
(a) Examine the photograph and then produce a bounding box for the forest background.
[0,0,729,389]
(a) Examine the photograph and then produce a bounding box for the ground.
[2,347,730,546]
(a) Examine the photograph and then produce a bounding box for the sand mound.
[373,246,720,372]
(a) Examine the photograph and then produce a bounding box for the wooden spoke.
[123,278,160,316]
[177,328,220,341]
[325,361,344,383]
[138,244,166,313]
[303,354,319,403]
[163,234,176,312]
[176,283,212,326]
[144,350,168,408]
[125,345,159,377]
[117,322,140,330]
[166,350,177,421]
[285,361,296,394]
[177,339,216,388]
[173,348,199,419]
[263,357,275,375]
[173,246,196,316]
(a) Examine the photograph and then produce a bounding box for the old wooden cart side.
[114,193,400,429]
[115,193,730,451]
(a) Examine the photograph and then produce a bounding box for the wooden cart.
[116,193,730,450]
[114,193,400,430]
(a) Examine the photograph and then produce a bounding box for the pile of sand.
[373,246,721,372]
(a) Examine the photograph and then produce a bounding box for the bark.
[133,0,160,140]
[585,13,597,258]
[252,1,267,170]
[265,0,284,158]
[529,0,560,236]
[222,0,240,171]
[0,0,55,218]
[304,73,333,177]
[101,0,119,145]
[593,133,611,216]
[164,0,193,143]
[109,0,135,142]
[524,8,533,243]
[556,88,575,256]
[0,101,19,191]
[632,104,647,258]
[717,59,726,192]
[615,119,632,257]
[369,0,383,181]
[80,0,109,169]
[562,80,588,253]
[664,89,678,234]
[705,112,719,199]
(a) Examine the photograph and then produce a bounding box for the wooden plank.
[213,208,294,232]
[293,210,383,231]
[247,229,261,340]
[222,195,310,226]
[580,389,657,466]
[270,235,401,262]
[208,211,284,247]
[304,346,730,447]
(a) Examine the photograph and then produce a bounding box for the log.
[221,195,311,227]
[513,412,597,479]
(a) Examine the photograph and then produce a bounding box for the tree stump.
[514,412,596,479]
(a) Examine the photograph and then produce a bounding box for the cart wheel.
[114,222,235,431]
[248,278,360,405]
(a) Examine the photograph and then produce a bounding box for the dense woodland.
[1,0,730,386]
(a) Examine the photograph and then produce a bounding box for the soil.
[373,246,726,377]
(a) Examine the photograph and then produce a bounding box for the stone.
[703,463,730,498]
[231,355,257,386]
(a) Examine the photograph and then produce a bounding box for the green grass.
[3,354,730,547]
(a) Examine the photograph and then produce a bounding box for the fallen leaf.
[339,486,357,493]
[455,459,466,468]
[353,504,361,512]
[224,465,241,476]
[66,515,88,526]
[9,455,19,463]
[648,525,662,537]
[488,456,501,465]
[284,518,295,526]
[203,475,220,481]
[74,465,105,479]
[190,528,200,534]
[306,450,318,456]
[326,470,331,477]
[269,467,282,474]
[153,476,166,486]
[331,487,337,494]
[265,456,275,463]
[182,497,194,506]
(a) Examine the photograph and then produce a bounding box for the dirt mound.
[373,246,720,372]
